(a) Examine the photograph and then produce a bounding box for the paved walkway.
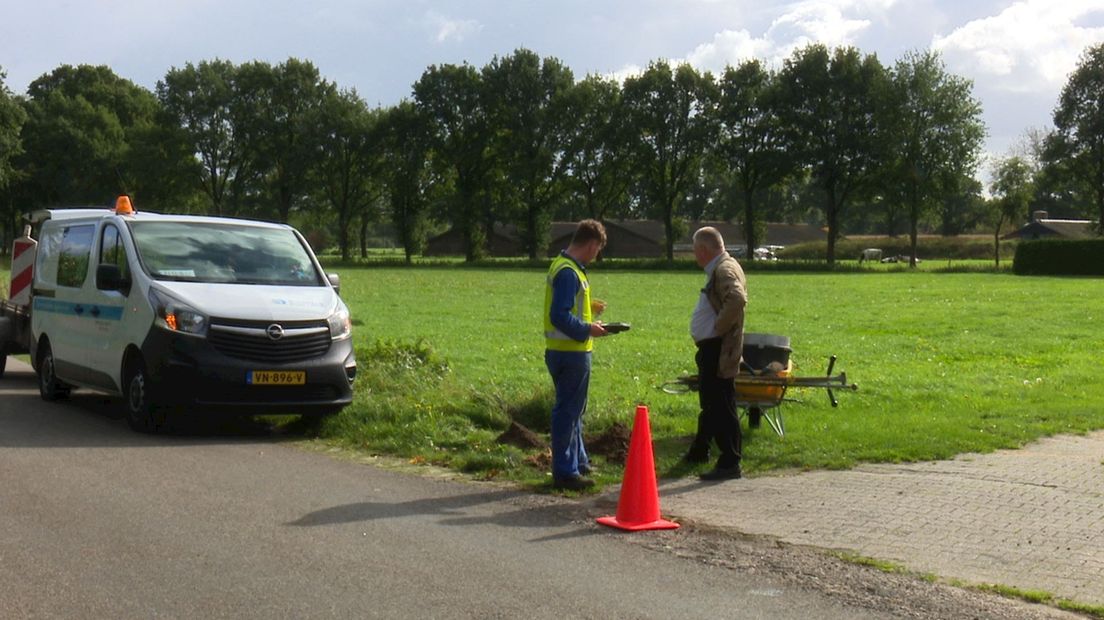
[659,432,1104,607]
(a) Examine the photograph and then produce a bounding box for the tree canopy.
[10,41,1092,261]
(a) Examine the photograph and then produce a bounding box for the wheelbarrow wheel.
[748,407,762,429]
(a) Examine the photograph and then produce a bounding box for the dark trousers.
[692,338,741,468]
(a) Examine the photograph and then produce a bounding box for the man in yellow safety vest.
[543,219,608,491]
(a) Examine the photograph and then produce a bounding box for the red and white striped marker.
[9,226,37,307]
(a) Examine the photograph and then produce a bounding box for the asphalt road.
[0,357,880,619]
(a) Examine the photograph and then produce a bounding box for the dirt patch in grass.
[498,420,631,469]
[497,421,547,450]
[585,422,631,464]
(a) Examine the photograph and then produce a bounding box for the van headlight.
[149,288,208,336]
[327,299,352,341]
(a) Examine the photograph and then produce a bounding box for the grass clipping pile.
[497,421,631,471]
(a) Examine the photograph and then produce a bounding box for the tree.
[1049,43,1104,232]
[882,50,985,266]
[414,63,493,260]
[715,60,793,260]
[158,60,246,216]
[483,49,575,258]
[314,89,382,260]
[0,67,28,250]
[17,65,175,209]
[989,156,1033,267]
[560,75,634,222]
[380,101,433,262]
[776,45,887,265]
[0,67,25,192]
[236,58,334,223]
[937,176,986,236]
[622,61,718,260]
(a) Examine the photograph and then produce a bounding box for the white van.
[29,197,356,432]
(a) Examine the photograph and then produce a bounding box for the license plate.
[248,370,306,385]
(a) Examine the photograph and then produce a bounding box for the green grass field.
[3,256,1101,487]
[324,266,1103,485]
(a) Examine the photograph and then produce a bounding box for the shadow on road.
[287,489,603,542]
[0,358,306,448]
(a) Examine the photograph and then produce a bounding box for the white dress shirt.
[689,253,723,343]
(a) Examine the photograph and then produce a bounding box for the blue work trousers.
[545,349,591,479]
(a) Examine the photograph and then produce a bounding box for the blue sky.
[3,0,1103,173]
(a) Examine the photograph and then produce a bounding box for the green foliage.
[314,89,383,260]
[236,58,335,222]
[1049,43,1104,227]
[882,50,986,266]
[414,62,493,261]
[0,67,27,191]
[972,582,1104,617]
[16,64,171,209]
[776,45,888,264]
[157,59,243,215]
[716,60,793,260]
[306,267,1104,485]
[1013,238,1104,275]
[783,236,1017,261]
[482,49,575,259]
[560,75,633,221]
[379,101,432,262]
[622,61,718,260]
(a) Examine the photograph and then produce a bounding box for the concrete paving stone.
[659,430,1104,607]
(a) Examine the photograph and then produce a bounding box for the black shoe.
[682,446,710,464]
[552,475,596,491]
[578,463,594,476]
[699,465,742,481]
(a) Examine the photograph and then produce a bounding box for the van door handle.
[90,306,101,318]
[74,305,84,315]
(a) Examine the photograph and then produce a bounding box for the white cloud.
[678,0,899,74]
[425,11,482,44]
[933,0,1104,93]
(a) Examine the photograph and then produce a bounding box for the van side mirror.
[327,273,341,295]
[96,264,129,292]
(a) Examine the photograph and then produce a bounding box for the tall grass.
[324,266,1104,482]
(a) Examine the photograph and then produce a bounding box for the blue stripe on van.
[33,297,125,321]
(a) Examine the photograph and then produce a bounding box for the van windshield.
[129,221,324,286]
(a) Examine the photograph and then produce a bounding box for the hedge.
[782,236,1015,261]
[1013,238,1104,276]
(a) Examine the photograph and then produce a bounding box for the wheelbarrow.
[661,333,858,437]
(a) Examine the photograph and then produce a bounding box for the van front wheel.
[124,361,168,433]
[38,342,71,401]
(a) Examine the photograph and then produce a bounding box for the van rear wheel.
[38,342,70,401]
[124,359,168,433]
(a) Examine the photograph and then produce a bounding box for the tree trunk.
[993,215,1004,268]
[360,215,368,259]
[664,208,675,262]
[744,186,757,263]
[909,194,920,268]
[338,207,350,262]
[825,185,838,266]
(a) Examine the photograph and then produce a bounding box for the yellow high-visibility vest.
[543,254,592,352]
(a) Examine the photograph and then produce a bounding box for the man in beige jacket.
[685,226,747,480]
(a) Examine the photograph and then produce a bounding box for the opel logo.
[266,324,285,340]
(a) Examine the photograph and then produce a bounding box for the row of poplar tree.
[1,44,1102,264]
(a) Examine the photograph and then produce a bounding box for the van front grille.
[208,320,332,362]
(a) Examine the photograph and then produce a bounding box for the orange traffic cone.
[597,405,680,531]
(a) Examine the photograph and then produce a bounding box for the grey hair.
[692,226,724,252]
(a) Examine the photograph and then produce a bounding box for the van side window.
[99,224,130,280]
[57,224,95,288]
